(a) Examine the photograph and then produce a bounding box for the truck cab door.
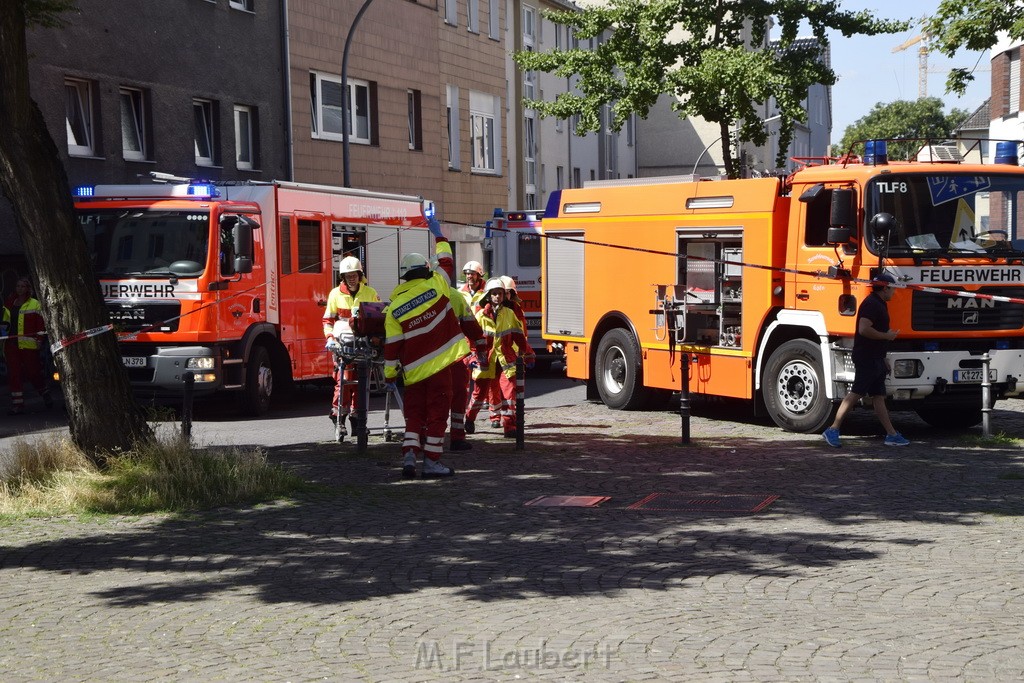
[789,185,858,321]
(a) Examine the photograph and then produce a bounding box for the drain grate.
[524,495,611,507]
[626,493,779,512]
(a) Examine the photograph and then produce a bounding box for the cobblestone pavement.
[2,397,1024,682]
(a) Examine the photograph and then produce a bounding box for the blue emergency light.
[994,141,1019,165]
[73,185,95,198]
[187,183,217,198]
[423,200,436,219]
[864,139,888,166]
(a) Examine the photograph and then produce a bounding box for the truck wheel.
[594,328,647,410]
[240,344,273,416]
[763,339,832,433]
[915,406,983,430]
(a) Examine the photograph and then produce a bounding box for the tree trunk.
[0,2,152,461]
[719,120,736,179]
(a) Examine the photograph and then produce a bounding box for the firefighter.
[3,277,52,415]
[384,238,467,479]
[432,256,489,451]
[323,255,380,434]
[459,260,487,307]
[484,275,534,428]
[466,278,535,438]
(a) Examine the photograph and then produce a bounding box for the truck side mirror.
[829,188,854,228]
[232,216,257,274]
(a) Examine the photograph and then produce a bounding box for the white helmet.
[463,260,484,276]
[484,277,505,295]
[399,252,430,279]
[339,256,362,275]
[499,275,516,291]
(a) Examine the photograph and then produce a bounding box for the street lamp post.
[342,0,377,188]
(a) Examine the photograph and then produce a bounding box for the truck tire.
[240,344,274,416]
[763,339,833,433]
[594,328,648,410]
[915,405,983,430]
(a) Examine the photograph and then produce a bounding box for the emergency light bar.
[74,183,222,200]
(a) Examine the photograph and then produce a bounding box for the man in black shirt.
[822,272,910,447]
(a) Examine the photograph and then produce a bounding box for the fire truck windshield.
[78,208,210,277]
[865,173,1024,258]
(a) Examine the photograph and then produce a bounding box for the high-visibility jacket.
[383,242,465,385]
[322,279,380,340]
[471,302,528,380]
[449,285,487,361]
[459,281,485,308]
[5,297,44,351]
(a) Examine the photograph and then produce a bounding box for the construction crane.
[892,32,929,99]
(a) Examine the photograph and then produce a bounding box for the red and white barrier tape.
[49,324,114,355]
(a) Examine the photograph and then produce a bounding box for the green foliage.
[836,98,971,160]
[0,435,305,517]
[515,0,907,178]
[24,0,77,28]
[926,1,1024,95]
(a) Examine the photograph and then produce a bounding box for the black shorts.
[851,357,888,397]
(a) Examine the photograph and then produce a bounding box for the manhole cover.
[626,493,779,512]
[524,495,611,507]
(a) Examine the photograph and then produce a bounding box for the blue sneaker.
[884,432,910,446]
[822,427,841,448]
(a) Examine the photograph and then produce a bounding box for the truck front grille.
[911,287,1024,331]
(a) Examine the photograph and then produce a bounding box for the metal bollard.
[515,356,525,451]
[679,352,691,445]
[182,371,194,442]
[981,352,991,438]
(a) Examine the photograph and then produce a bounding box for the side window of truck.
[804,188,833,246]
[280,216,292,274]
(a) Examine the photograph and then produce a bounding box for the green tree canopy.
[926,1,1022,95]
[836,98,970,160]
[515,0,907,178]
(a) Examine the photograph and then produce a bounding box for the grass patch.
[0,435,306,517]
[958,431,1023,447]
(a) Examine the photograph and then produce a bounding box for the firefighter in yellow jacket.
[384,238,467,479]
[323,256,380,435]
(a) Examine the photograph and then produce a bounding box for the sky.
[821,0,990,145]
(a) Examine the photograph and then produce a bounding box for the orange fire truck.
[486,208,546,359]
[541,140,1024,432]
[73,176,433,414]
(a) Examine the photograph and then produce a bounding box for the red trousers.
[6,346,47,408]
[402,368,452,462]
[331,362,358,416]
[449,360,469,440]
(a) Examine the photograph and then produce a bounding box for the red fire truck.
[73,176,433,414]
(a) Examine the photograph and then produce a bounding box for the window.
[572,167,580,188]
[193,98,216,166]
[470,91,500,173]
[626,113,634,147]
[518,233,541,266]
[408,89,422,151]
[467,0,478,33]
[119,87,148,161]
[523,6,535,47]
[297,219,322,273]
[447,85,460,170]
[66,78,96,156]
[1007,48,1015,116]
[228,0,254,10]
[445,0,457,26]
[234,105,254,170]
[523,114,536,187]
[556,166,564,189]
[280,216,292,274]
[488,0,499,38]
[310,72,374,144]
[554,24,562,49]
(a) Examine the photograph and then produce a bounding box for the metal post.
[341,0,377,188]
[515,356,525,451]
[356,354,370,453]
[680,352,691,445]
[182,371,194,442]
[981,352,992,438]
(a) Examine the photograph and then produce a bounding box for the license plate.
[122,356,147,368]
[952,369,996,383]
